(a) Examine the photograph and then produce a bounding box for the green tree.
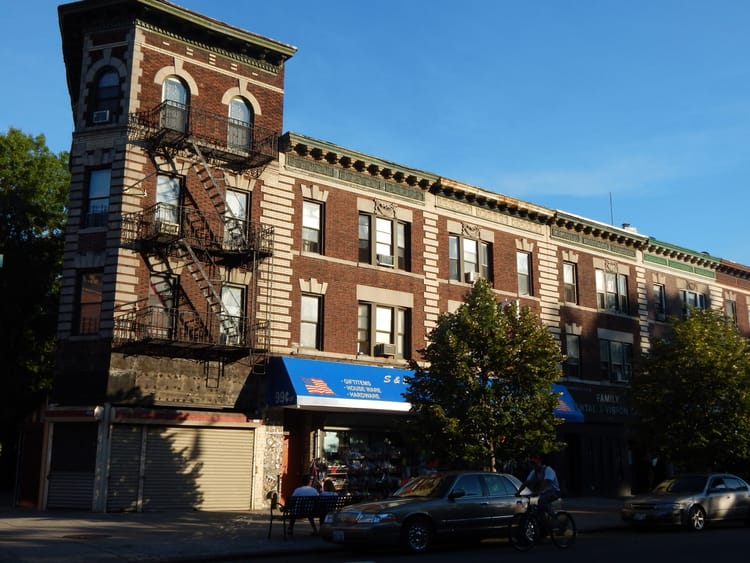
[0,128,69,487]
[404,278,564,471]
[634,308,750,473]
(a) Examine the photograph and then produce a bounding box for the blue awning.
[268,357,584,421]
[552,383,584,423]
[268,357,413,413]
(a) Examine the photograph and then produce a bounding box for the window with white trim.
[92,68,120,123]
[75,270,103,335]
[302,200,323,254]
[654,283,666,321]
[228,96,253,151]
[161,76,189,132]
[224,189,249,249]
[357,302,410,358]
[300,294,322,350]
[596,269,628,313]
[220,285,245,346]
[564,334,580,378]
[358,214,410,270]
[517,251,532,296]
[680,289,707,315]
[725,299,737,325]
[563,262,577,304]
[84,168,111,228]
[448,234,491,282]
[599,339,632,383]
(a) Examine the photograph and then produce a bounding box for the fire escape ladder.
[177,240,238,341]
[188,141,247,249]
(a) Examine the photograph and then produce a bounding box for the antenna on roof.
[609,192,614,225]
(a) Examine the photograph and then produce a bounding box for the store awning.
[552,383,584,423]
[268,357,413,413]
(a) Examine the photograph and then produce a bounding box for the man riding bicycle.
[519,454,561,518]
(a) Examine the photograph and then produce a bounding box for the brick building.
[17,0,750,510]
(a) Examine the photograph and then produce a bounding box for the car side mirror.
[449,489,466,500]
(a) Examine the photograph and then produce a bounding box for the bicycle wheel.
[508,514,539,552]
[550,510,576,549]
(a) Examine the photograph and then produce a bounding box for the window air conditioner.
[376,254,395,267]
[92,110,111,124]
[464,271,482,283]
[374,343,397,357]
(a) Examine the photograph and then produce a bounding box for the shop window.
[564,334,580,378]
[302,200,323,254]
[300,294,322,350]
[563,262,577,303]
[596,269,628,313]
[84,168,111,228]
[517,251,532,296]
[75,270,103,335]
[599,339,632,383]
[359,214,410,270]
[357,302,410,358]
[654,283,666,321]
[448,234,491,282]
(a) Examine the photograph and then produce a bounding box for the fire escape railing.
[127,101,278,171]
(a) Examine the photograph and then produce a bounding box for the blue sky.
[3,1,750,264]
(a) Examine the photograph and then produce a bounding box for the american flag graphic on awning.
[302,377,335,395]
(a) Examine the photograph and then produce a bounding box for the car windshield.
[653,476,708,494]
[393,475,450,498]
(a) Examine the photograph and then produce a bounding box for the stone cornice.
[552,211,648,250]
[643,238,720,269]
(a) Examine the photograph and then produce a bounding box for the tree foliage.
[633,308,750,473]
[404,279,564,471]
[0,128,69,484]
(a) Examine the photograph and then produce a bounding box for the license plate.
[634,513,646,521]
[332,530,345,543]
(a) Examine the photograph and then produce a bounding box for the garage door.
[107,424,254,511]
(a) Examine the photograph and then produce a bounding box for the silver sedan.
[622,473,750,531]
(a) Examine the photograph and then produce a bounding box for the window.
[147,273,175,339]
[359,214,410,270]
[155,174,180,228]
[562,262,577,303]
[85,168,111,228]
[654,284,666,321]
[300,294,322,349]
[596,269,628,313]
[224,189,249,249]
[220,285,245,345]
[448,234,491,282]
[680,289,707,315]
[302,200,323,253]
[93,68,119,122]
[161,76,188,132]
[228,97,253,151]
[357,302,410,358]
[599,339,632,383]
[725,300,737,325]
[76,270,103,335]
[564,334,580,378]
[517,251,532,296]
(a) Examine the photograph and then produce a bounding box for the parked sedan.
[622,473,750,531]
[320,471,524,553]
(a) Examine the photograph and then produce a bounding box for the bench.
[267,493,350,539]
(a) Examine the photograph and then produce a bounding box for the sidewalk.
[0,494,626,562]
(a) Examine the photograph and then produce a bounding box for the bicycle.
[508,493,576,551]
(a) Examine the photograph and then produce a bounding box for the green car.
[321,471,525,553]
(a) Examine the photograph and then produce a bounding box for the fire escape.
[114,101,276,368]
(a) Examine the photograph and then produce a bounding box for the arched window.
[227,96,253,151]
[93,68,119,123]
[161,76,189,132]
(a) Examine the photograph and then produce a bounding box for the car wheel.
[686,506,706,531]
[401,517,433,554]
